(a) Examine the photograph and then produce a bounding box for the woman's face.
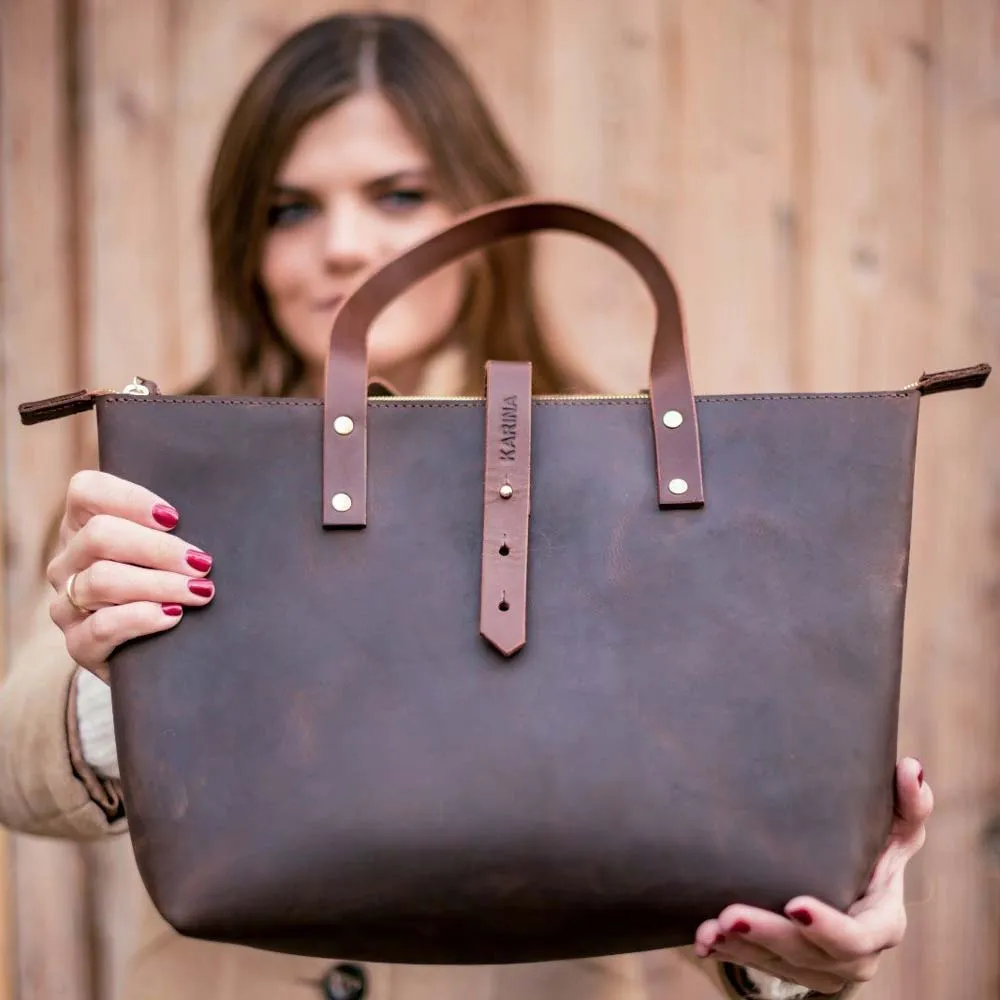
[260,91,466,391]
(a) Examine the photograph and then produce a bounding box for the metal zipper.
[372,392,651,402]
[22,365,988,427]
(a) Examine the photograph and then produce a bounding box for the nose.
[322,201,377,274]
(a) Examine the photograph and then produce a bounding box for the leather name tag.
[480,361,532,656]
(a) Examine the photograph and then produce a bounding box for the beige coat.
[0,595,745,1000]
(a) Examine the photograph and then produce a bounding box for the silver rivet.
[499,484,514,499]
[662,410,684,429]
[333,415,354,436]
[668,478,688,495]
[331,493,352,512]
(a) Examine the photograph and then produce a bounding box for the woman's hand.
[695,758,932,995]
[46,470,215,682]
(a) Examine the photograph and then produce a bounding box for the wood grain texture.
[906,0,1000,996]
[1,1,95,998]
[1,2,997,998]
[0,0,13,984]
[83,0,179,391]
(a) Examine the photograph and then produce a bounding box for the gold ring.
[65,572,92,615]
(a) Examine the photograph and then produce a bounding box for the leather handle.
[323,198,704,527]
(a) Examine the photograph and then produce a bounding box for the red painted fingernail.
[789,908,813,926]
[187,579,215,598]
[731,921,751,934]
[153,503,179,529]
[714,933,727,946]
[917,764,925,787]
[162,604,183,617]
[186,550,213,573]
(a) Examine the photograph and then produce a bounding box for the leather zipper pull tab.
[19,376,161,425]
[19,389,105,425]
[912,363,991,396]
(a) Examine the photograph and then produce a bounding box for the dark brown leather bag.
[20,200,991,965]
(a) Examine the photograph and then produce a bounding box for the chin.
[368,332,441,372]
[299,310,450,376]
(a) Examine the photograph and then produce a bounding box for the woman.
[0,14,930,1000]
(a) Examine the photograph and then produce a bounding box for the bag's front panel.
[98,391,918,964]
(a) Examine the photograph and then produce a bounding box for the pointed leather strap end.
[480,361,532,659]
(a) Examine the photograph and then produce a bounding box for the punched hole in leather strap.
[480,361,532,656]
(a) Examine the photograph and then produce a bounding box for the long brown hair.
[199,13,575,397]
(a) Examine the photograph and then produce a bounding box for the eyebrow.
[271,168,432,199]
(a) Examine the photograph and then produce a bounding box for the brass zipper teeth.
[370,393,648,402]
[104,385,922,402]
[100,390,644,402]
[536,393,647,401]
[370,387,918,402]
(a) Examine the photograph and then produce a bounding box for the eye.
[267,200,316,228]
[377,188,429,212]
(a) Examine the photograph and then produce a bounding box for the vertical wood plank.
[534,0,634,387]
[1,3,81,604]
[0,0,15,988]
[670,0,796,395]
[82,838,144,1000]
[799,0,918,391]
[0,0,13,987]
[83,0,179,392]
[11,843,91,1000]
[171,0,228,389]
[909,0,1000,995]
[1,0,94,998]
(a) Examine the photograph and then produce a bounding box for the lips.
[313,295,345,312]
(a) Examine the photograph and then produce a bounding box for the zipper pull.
[18,377,160,425]
[120,376,159,396]
[906,363,992,396]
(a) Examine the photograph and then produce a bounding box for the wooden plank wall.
[2,2,95,999]
[2,1,998,998]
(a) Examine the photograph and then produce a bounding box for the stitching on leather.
[102,391,911,410]
[698,392,910,402]
[103,397,321,408]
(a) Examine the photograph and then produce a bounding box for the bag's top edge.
[98,389,915,409]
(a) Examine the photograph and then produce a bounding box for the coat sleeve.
[0,590,127,839]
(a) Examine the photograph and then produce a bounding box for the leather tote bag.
[20,200,991,965]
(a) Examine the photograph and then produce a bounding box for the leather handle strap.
[480,361,532,656]
[323,198,704,527]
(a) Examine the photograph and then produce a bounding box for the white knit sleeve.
[745,970,813,999]
[73,668,120,780]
